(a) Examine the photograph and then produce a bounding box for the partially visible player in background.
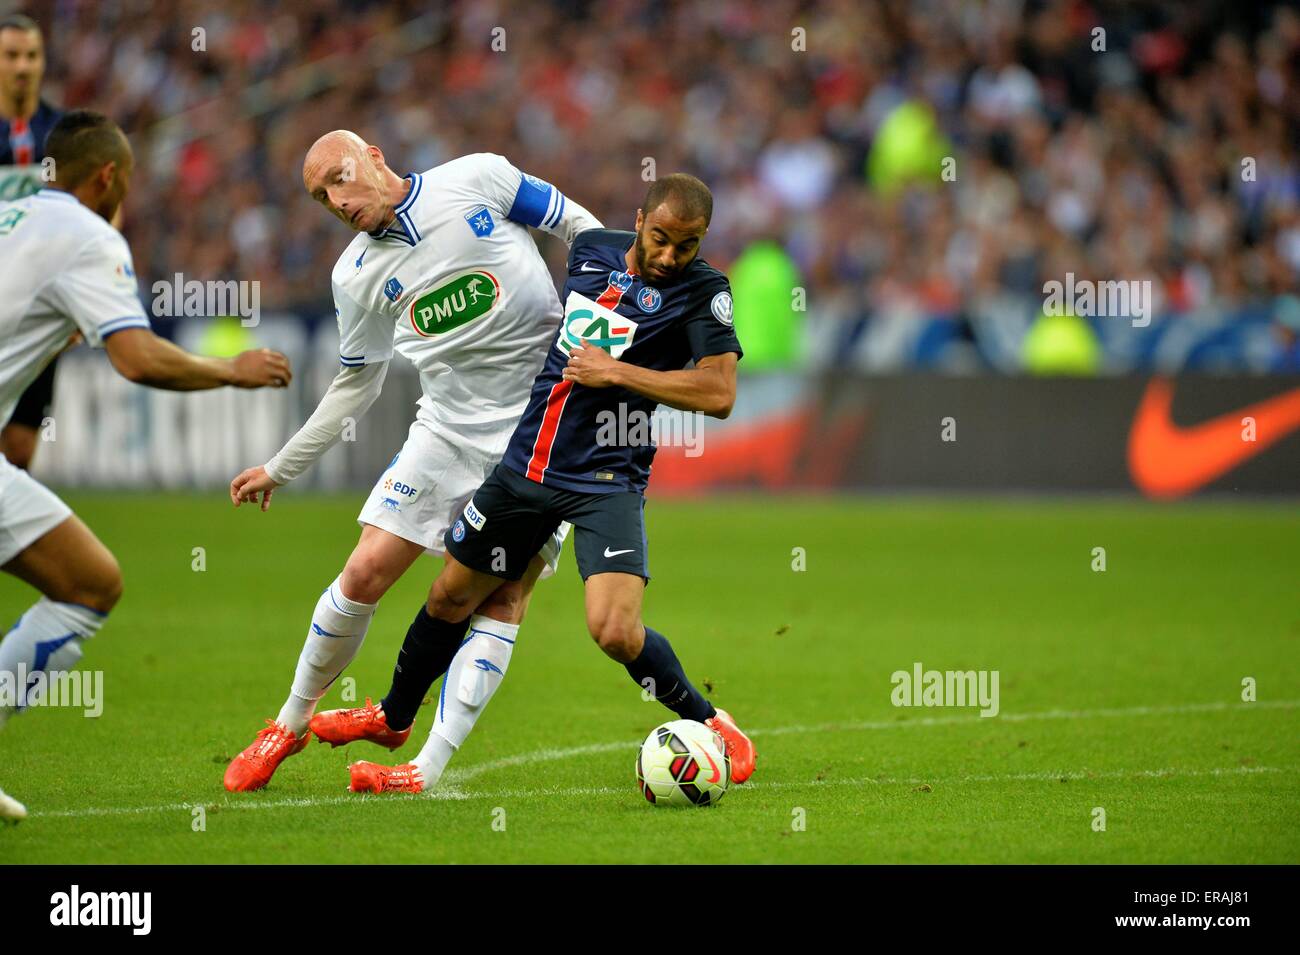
[0,110,292,821]
[346,175,756,794]
[221,131,602,793]
[0,14,63,471]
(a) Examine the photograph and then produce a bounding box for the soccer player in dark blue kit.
[331,174,757,794]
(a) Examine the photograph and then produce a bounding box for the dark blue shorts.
[445,464,648,582]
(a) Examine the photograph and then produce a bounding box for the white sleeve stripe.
[98,316,150,333]
[543,189,562,228]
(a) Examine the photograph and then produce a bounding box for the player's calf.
[587,614,643,663]
[0,517,117,731]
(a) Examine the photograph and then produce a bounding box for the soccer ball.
[636,719,730,807]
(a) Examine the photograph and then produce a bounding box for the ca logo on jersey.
[558,291,638,359]
[408,270,501,336]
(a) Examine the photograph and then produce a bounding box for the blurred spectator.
[12,0,1300,374]
[729,239,804,370]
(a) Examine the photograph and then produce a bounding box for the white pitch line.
[25,764,1298,820]
[445,699,1300,783]
[21,699,1298,820]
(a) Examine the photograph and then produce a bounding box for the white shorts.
[356,412,569,578]
[0,453,72,566]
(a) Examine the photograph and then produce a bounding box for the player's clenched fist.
[230,465,281,511]
[230,348,293,388]
[562,342,621,388]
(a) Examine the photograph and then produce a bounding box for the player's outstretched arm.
[563,346,738,418]
[104,328,291,391]
[231,360,389,510]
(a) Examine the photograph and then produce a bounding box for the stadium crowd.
[14,0,1300,372]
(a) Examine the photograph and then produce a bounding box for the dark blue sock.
[625,627,715,722]
[380,606,469,731]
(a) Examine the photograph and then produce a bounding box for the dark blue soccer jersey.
[0,101,61,166]
[500,228,742,494]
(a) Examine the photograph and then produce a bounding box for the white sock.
[275,577,376,735]
[412,614,518,787]
[0,598,104,720]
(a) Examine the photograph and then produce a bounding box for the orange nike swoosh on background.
[1127,377,1300,498]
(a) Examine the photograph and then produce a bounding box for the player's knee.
[476,584,525,625]
[340,551,393,605]
[428,579,476,624]
[588,613,641,663]
[74,555,123,614]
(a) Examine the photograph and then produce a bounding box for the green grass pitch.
[1,491,1297,863]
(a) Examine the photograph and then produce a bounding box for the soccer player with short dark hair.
[0,109,292,820]
[332,173,757,794]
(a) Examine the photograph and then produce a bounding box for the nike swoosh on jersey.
[579,262,605,272]
[1127,377,1300,498]
[603,547,635,558]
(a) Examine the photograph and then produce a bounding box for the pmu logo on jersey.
[384,277,404,302]
[637,287,662,313]
[558,291,638,359]
[465,206,495,237]
[408,270,501,336]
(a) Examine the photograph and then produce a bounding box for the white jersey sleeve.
[476,153,603,249]
[334,280,395,367]
[46,229,151,346]
[264,360,389,484]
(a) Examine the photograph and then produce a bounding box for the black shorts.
[7,359,57,430]
[446,464,649,582]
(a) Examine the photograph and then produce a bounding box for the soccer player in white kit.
[0,110,292,822]
[223,130,600,792]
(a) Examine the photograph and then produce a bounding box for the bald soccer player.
[222,131,602,792]
[0,110,291,821]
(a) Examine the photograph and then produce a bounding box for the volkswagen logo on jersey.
[710,290,734,326]
[608,270,633,292]
[637,287,662,313]
[464,206,495,237]
[451,518,467,542]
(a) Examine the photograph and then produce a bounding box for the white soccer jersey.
[330,153,599,436]
[0,189,150,427]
